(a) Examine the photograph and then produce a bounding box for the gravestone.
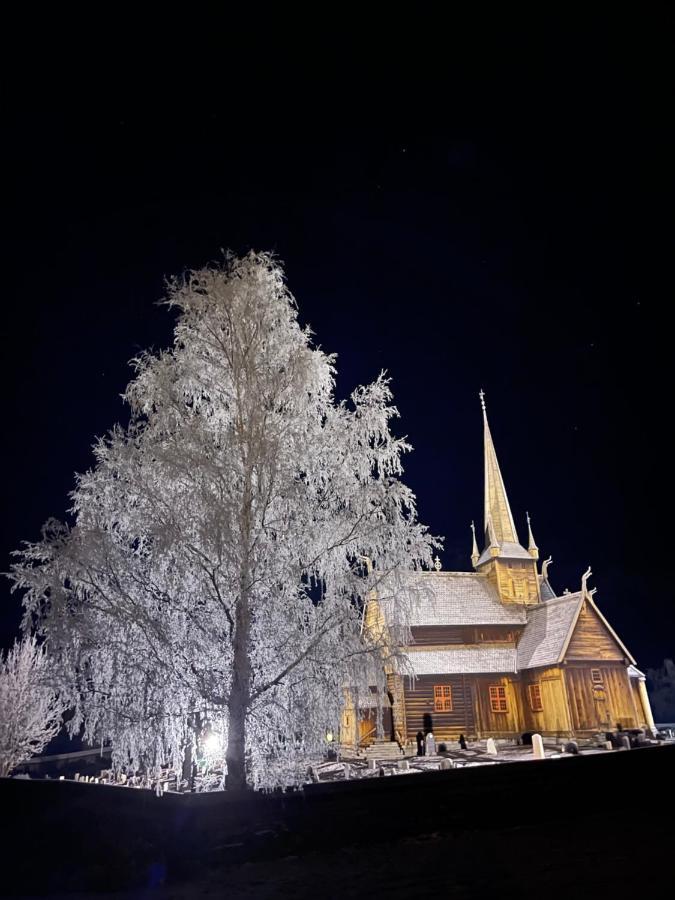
[398,759,409,771]
[486,738,498,755]
[343,763,351,780]
[564,740,579,755]
[532,733,545,759]
[425,733,437,756]
[367,758,377,770]
[459,734,468,751]
[605,740,613,750]
[621,735,631,750]
[440,758,454,770]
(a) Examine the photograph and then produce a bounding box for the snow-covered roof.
[517,592,583,669]
[402,646,518,675]
[402,572,528,627]
[538,575,557,602]
[476,541,533,567]
[627,665,645,679]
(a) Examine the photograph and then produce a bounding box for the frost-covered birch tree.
[10,252,436,790]
[0,635,64,777]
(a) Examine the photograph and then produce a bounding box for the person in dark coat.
[416,731,425,756]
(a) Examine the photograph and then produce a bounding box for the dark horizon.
[2,112,672,671]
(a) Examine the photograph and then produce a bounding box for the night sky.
[2,83,672,671]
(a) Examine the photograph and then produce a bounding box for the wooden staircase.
[364,738,403,761]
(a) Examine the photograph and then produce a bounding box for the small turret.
[470,521,479,568]
[526,512,539,560]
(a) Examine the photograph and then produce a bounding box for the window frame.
[591,668,603,684]
[433,684,453,712]
[528,682,543,712]
[488,684,509,713]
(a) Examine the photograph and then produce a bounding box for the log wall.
[403,675,476,741]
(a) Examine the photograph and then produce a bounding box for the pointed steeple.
[470,521,479,567]
[480,390,519,545]
[526,512,539,559]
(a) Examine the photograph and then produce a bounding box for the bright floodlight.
[204,732,220,754]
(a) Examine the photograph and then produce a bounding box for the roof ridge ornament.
[541,556,553,580]
[433,555,442,571]
[581,566,592,598]
[479,388,487,415]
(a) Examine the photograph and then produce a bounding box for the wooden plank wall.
[409,626,466,645]
[564,664,638,731]
[519,667,573,736]
[409,626,521,645]
[403,675,475,740]
[472,675,522,736]
[565,603,625,660]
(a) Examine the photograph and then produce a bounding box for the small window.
[528,683,543,712]
[489,685,508,713]
[434,684,453,712]
[591,669,603,684]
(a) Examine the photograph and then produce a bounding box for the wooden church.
[343,394,657,749]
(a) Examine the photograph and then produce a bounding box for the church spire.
[480,390,519,545]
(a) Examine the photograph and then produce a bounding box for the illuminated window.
[528,683,543,711]
[434,684,453,712]
[489,685,508,713]
[591,669,603,684]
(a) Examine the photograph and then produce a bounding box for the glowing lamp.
[204,732,221,754]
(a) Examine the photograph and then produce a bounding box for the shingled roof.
[475,541,533,566]
[402,646,518,675]
[539,575,557,602]
[405,572,528,626]
[517,592,584,669]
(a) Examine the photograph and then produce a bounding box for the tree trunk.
[226,427,255,791]
[226,540,252,791]
[225,677,248,791]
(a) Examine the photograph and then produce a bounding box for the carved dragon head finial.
[581,566,592,597]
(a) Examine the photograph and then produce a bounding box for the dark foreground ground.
[2,745,674,899]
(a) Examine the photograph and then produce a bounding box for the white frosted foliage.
[0,635,64,776]
[11,252,436,790]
